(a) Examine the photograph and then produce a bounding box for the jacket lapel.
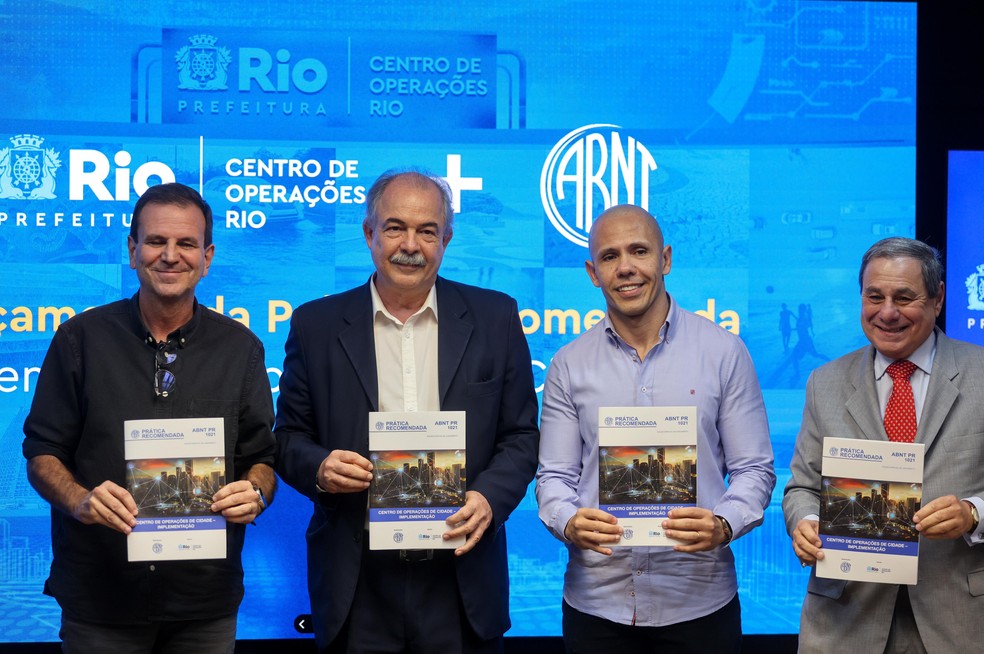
[845,347,886,441]
[338,281,379,411]
[917,329,959,450]
[436,279,472,407]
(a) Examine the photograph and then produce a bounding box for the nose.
[615,255,636,276]
[401,230,420,253]
[161,240,179,262]
[878,299,902,320]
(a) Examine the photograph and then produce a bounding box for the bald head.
[589,205,664,261]
[584,204,672,338]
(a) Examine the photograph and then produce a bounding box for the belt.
[399,549,434,562]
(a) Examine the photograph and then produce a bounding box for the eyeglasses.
[155,342,177,398]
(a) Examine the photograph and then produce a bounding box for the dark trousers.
[323,543,503,654]
[59,613,237,654]
[562,593,741,654]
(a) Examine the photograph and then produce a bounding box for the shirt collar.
[369,277,439,325]
[874,329,937,380]
[128,292,202,348]
[603,293,675,350]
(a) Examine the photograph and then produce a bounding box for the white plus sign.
[442,154,483,213]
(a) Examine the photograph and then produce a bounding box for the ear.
[127,235,137,270]
[662,245,673,275]
[585,259,601,288]
[202,243,215,278]
[363,220,374,249]
[933,282,944,317]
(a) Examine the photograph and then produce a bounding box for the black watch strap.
[716,515,733,545]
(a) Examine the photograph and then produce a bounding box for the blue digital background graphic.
[946,151,984,348]
[0,0,915,643]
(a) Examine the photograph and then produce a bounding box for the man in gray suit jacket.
[784,237,984,653]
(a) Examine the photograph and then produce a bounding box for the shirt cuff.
[554,505,578,544]
[713,506,743,542]
[962,497,984,546]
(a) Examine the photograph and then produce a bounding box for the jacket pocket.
[806,574,847,599]
[968,569,984,596]
[942,432,984,453]
[467,376,502,397]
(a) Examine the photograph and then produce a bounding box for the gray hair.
[859,237,943,298]
[362,169,454,238]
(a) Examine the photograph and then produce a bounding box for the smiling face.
[585,206,672,333]
[128,201,214,308]
[860,256,943,360]
[363,176,451,311]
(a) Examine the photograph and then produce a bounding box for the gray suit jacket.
[783,329,984,653]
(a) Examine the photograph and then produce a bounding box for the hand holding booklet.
[817,437,924,585]
[598,406,697,547]
[368,411,467,550]
[125,417,227,562]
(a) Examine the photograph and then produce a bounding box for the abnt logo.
[540,124,657,248]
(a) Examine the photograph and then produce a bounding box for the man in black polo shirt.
[22,182,276,653]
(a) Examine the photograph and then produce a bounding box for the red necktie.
[884,360,918,443]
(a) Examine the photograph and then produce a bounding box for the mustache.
[389,252,427,267]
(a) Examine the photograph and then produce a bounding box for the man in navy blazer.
[275,169,540,653]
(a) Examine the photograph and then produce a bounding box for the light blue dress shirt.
[536,297,776,626]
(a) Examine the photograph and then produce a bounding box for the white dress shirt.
[370,279,440,412]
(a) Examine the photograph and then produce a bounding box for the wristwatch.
[252,483,267,513]
[716,515,733,545]
[968,502,980,534]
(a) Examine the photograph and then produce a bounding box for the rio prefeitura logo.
[966,264,984,310]
[0,134,62,200]
[176,33,232,91]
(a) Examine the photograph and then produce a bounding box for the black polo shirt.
[22,294,275,624]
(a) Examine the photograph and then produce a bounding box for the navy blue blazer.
[275,277,540,646]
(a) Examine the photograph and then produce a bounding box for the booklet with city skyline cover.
[125,417,227,562]
[368,411,467,550]
[817,437,924,585]
[598,406,697,547]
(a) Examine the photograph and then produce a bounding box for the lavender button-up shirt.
[536,297,775,626]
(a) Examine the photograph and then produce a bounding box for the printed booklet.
[125,417,226,561]
[368,411,467,550]
[817,437,924,585]
[598,406,697,547]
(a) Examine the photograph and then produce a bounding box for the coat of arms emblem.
[0,134,62,200]
[176,34,232,91]
[966,264,984,310]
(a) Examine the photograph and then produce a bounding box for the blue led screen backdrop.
[0,0,915,642]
